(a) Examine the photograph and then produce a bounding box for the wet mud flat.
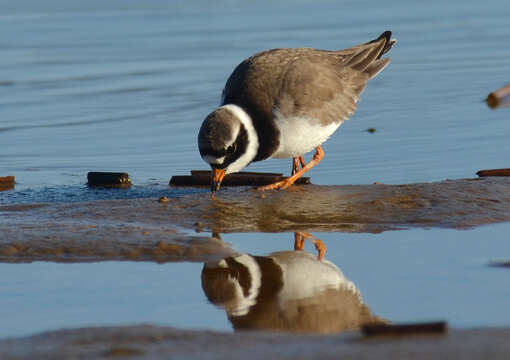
[1,177,510,263]
[1,325,510,360]
[2,177,510,358]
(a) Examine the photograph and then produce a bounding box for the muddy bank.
[1,325,510,360]
[168,178,510,232]
[0,211,235,263]
[0,231,235,263]
[1,178,510,262]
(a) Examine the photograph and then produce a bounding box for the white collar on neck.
[220,104,259,174]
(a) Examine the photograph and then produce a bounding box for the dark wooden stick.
[87,172,131,187]
[487,83,510,109]
[170,170,311,187]
[190,170,284,177]
[0,176,15,190]
[0,176,15,185]
[477,168,510,177]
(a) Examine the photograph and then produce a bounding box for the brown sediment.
[103,347,144,357]
[1,177,510,262]
[1,325,510,360]
[0,224,235,264]
[165,177,510,233]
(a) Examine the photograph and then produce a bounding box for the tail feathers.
[347,40,386,72]
[364,58,391,79]
[345,30,395,78]
[376,31,396,58]
[366,31,396,57]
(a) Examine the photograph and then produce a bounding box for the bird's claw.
[258,179,293,191]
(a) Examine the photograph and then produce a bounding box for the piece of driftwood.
[0,176,15,191]
[0,176,15,185]
[87,172,131,187]
[487,83,510,109]
[169,170,311,187]
[488,260,510,268]
[477,169,510,177]
[362,321,447,337]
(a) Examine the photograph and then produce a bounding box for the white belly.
[271,110,342,159]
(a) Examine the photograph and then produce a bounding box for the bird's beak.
[211,168,226,197]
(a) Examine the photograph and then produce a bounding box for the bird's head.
[198,105,259,195]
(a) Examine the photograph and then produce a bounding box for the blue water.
[0,184,201,204]
[1,0,510,339]
[1,0,509,192]
[2,225,510,338]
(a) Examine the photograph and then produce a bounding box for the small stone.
[366,128,376,133]
[194,222,203,233]
[103,347,144,357]
[158,196,168,203]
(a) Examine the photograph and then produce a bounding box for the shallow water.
[2,0,510,191]
[2,0,510,340]
[2,225,510,338]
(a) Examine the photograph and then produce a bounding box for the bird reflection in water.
[201,232,384,334]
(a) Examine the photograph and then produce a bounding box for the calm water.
[2,226,510,338]
[1,0,510,338]
[2,0,510,190]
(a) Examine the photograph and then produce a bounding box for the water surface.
[1,0,510,340]
[2,225,510,338]
[1,0,509,191]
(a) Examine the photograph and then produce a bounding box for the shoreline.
[2,325,510,359]
[2,178,510,263]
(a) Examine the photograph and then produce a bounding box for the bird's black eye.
[226,143,237,155]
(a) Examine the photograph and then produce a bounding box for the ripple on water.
[0,184,204,204]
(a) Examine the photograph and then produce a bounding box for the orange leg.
[291,156,306,175]
[259,146,324,191]
[294,232,305,250]
[299,155,305,168]
[293,231,326,260]
[291,157,299,175]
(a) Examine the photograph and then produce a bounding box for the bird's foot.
[259,147,323,191]
[313,239,326,261]
[258,177,295,191]
[294,231,326,260]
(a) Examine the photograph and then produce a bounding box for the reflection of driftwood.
[202,250,384,334]
[362,321,447,337]
[489,260,510,268]
[487,83,510,109]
